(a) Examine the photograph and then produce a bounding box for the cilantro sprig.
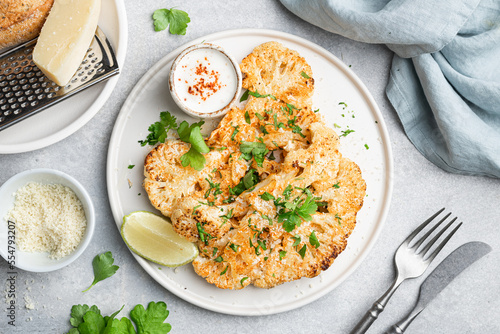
[68,302,171,334]
[140,111,210,171]
[153,8,190,35]
[240,141,269,167]
[82,252,119,293]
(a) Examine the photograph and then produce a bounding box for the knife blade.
[385,241,492,334]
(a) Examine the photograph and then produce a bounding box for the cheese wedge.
[33,0,101,86]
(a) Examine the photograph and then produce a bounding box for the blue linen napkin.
[280,0,500,178]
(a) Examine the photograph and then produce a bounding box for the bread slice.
[0,0,54,50]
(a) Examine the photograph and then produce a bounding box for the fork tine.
[418,217,457,255]
[424,222,463,262]
[411,212,451,250]
[404,208,445,245]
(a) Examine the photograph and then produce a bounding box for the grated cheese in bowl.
[7,182,87,260]
[0,168,95,272]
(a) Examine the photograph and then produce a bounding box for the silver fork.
[349,208,462,334]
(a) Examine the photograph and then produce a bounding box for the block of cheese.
[33,0,101,86]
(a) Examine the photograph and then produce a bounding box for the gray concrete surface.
[1,1,499,333]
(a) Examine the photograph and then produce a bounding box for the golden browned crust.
[143,42,366,290]
[0,0,54,50]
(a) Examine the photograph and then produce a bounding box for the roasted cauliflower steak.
[143,42,366,289]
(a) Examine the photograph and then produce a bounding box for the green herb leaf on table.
[153,8,190,35]
[67,302,171,334]
[82,251,119,292]
[130,302,172,334]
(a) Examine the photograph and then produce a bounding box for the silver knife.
[384,241,492,334]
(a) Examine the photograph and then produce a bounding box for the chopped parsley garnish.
[333,182,340,189]
[277,188,319,232]
[364,143,370,150]
[220,265,229,275]
[128,165,135,169]
[340,129,355,137]
[196,222,213,245]
[245,111,251,124]
[229,243,239,252]
[309,231,320,248]
[231,125,240,141]
[279,251,287,260]
[212,248,218,257]
[291,235,301,247]
[240,89,250,102]
[240,277,249,286]
[259,192,275,201]
[298,244,307,259]
[205,177,223,199]
[300,71,310,79]
[339,102,348,109]
[335,213,342,225]
[214,256,224,263]
[153,8,190,35]
[248,90,277,100]
[255,112,264,120]
[229,169,260,197]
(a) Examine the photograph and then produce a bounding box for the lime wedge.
[121,211,198,267]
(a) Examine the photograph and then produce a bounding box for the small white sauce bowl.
[0,168,95,272]
[169,43,242,118]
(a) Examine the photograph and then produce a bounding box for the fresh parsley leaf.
[175,121,209,171]
[153,8,190,35]
[128,165,135,169]
[230,169,260,196]
[243,169,259,189]
[70,305,101,328]
[240,141,269,167]
[279,250,287,260]
[139,111,178,146]
[333,182,340,189]
[68,302,171,334]
[214,256,224,263]
[187,124,210,154]
[130,301,171,333]
[309,231,320,248]
[180,147,206,171]
[245,111,251,124]
[77,309,105,334]
[82,252,119,292]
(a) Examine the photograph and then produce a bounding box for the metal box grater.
[0,26,119,131]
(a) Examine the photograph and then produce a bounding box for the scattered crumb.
[24,295,35,310]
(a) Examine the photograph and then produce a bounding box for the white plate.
[107,29,393,316]
[0,0,128,154]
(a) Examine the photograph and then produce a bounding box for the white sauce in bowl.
[172,47,239,114]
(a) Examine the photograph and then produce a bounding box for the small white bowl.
[0,169,95,272]
[169,43,242,118]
